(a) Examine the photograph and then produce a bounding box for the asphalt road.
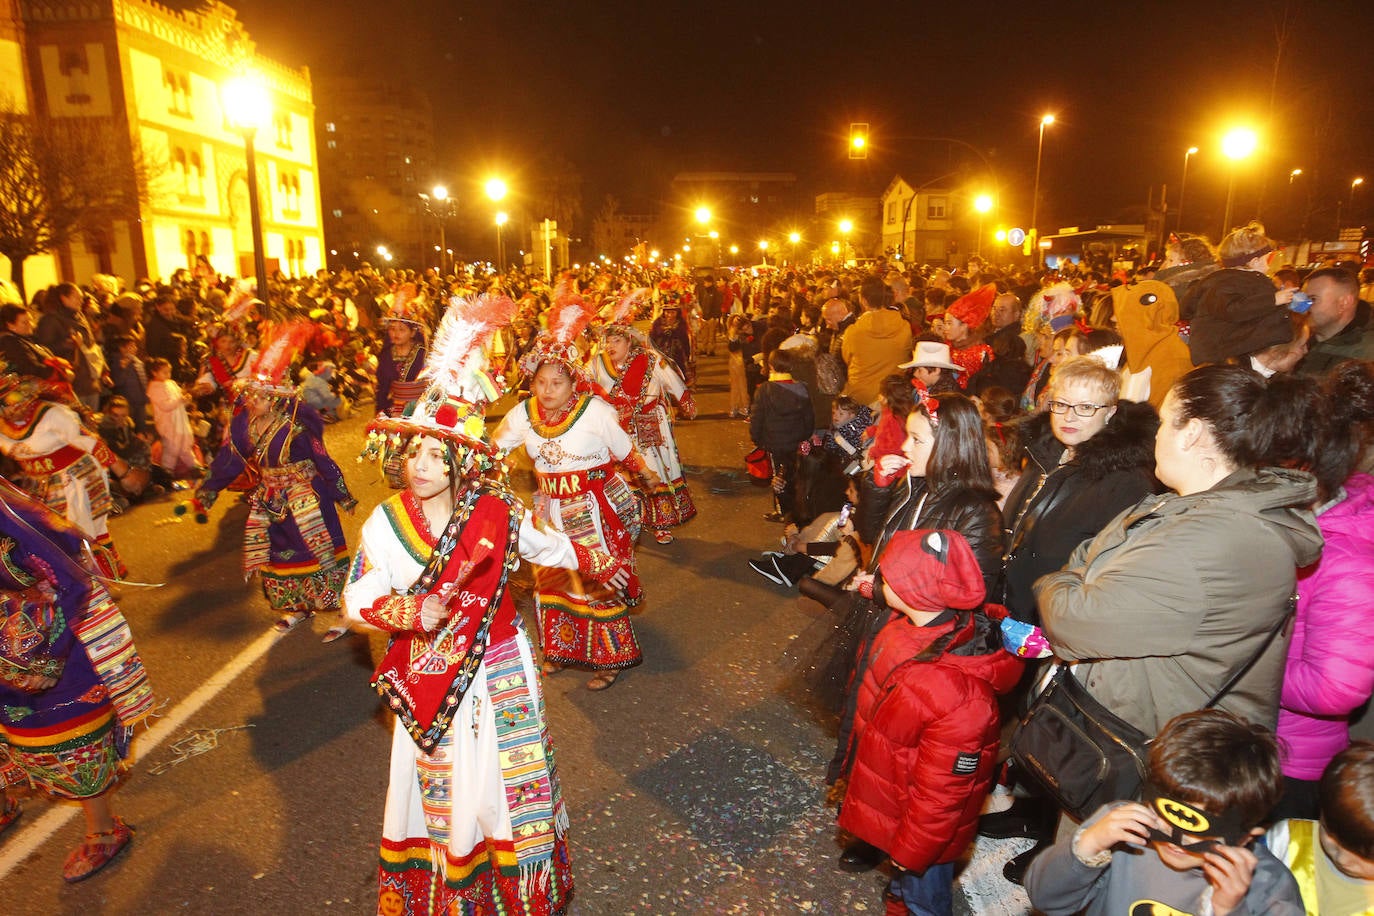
[0,353,1034,915]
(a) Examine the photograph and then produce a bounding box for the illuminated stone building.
[2,0,322,290]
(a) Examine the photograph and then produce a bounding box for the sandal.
[653,530,674,545]
[0,798,20,835]
[540,660,564,676]
[273,610,314,633]
[63,817,134,883]
[586,669,620,691]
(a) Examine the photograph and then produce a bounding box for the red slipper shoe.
[63,817,134,883]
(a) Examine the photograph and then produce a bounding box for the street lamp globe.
[485,178,508,202]
[758,240,769,250]
[1221,128,1258,161]
[694,206,712,225]
[495,211,509,227]
[708,230,719,239]
[974,194,994,213]
[1040,113,1055,128]
[222,74,269,131]
[432,185,449,202]
[838,218,854,234]
[788,231,801,244]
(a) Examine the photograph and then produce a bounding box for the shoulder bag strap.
[1203,593,1296,709]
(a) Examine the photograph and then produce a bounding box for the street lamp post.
[973,194,993,258]
[758,240,769,266]
[1176,146,1198,232]
[788,231,800,266]
[494,211,509,270]
[1348,178,1366,231]
[222,75,270,305]
[1030,114,1055,270]
[432,185,449,272]
[1220,128,1258,239]
[838,219,854,266]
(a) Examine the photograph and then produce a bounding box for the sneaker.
[748,557,789,586]
[762,511,785,522]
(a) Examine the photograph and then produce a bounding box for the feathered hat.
[238,319,314,399]
[517,275,596,382]
[209,279,259,343]
[600,287,652,344]
[362,293,517,481]
[656,277,695,310]
[384,282,426,330]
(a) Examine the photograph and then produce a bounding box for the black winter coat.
[750,379,814,452]
[860,474,1005,594]
[1000,399,1161,623]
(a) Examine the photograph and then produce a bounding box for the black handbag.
[1010,596,1295,821]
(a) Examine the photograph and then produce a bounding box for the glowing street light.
[838,218,854,234]
[1030,113,1056,269]
[694,206,712,226]
[222,73,270,299]
[1220,127,1258,238]
[484,177,508,202]
[708,230,719,240]
[1289,168,1303,183]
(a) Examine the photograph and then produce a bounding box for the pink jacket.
[1278,474,1374,780]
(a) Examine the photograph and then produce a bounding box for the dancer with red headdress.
[190,321,357,632]
[345,292,627,916]
[493,279,658,691]
[590,288,697,544]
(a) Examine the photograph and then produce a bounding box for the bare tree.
[0,105,163,300]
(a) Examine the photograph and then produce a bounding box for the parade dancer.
[590,289,697,544]
[191,321,356,633]
[346,293,627,916]
[0,481,153,882]
[375,283,429,417]
[494,285,659,691]
[0,374,128,579]
[649,278,696,388]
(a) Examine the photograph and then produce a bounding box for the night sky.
[219,0,1374,239]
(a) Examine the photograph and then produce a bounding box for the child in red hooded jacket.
[836,528,1023,916]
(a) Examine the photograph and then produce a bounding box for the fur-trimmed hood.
[1019,398,1159,482]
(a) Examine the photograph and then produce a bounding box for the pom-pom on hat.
[945,283,997,328]
[1022,282,1083,337]
[880,529,986,612]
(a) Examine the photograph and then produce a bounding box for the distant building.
[669,172,803,250]
[879,176,959,266]
[591,211,656,261]
[814,191,881,261]
[314,77,437,271]
[3,0,324,289]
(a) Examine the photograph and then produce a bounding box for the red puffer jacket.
[838,607,1023,872]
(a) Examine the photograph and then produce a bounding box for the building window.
[886,201,898,224]
[326,122,336,132]
[164,69,191,117]
[326,140,336,149]
[172,147,188,193]
[187,152,203,197]
[927,197,947,220]
[199,231,211,256]
[274,113,292,150]
[332,209,343,219]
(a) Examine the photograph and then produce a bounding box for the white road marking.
[0,626,288,880]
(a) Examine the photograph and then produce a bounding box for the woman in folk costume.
[376,283,429,418]
[345,293,629,916]
[649,278,696,389]
[0,480,153,882]
[589,288,698,545]
[0,374,128,579]
[189,321,357,633]
[940,283,997,386]
[493,284,659,691]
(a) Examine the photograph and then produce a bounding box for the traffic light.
[849,123,869,159]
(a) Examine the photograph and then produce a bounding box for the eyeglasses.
[1046,400,1109,418]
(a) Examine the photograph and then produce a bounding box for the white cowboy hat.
[898,340,962,372]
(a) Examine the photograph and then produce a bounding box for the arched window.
[172,148,188,194]
[188,152,203,197]
[184,229,197,264]
[199,231,211,256]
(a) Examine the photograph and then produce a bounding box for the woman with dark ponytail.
[1273,360,1374,818]
[1035,364,1324,738]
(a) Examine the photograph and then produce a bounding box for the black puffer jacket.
[750,378,814,452]
[1000,400,1161,623]
[859,474,1004,594]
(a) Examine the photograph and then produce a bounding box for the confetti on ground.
[149,724,255,775]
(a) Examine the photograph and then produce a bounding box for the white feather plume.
[422,293,516,402]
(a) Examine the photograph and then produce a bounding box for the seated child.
[298,360,345,421]
[1026,708,1304,916]
[822,396,873,470]
[1265,740,1374,915]
[835,529,1023,915]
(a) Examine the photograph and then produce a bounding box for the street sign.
[1007,227,1026,247]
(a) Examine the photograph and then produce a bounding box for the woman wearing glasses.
[1000,356,1160,626]
[987,355,1160,883]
